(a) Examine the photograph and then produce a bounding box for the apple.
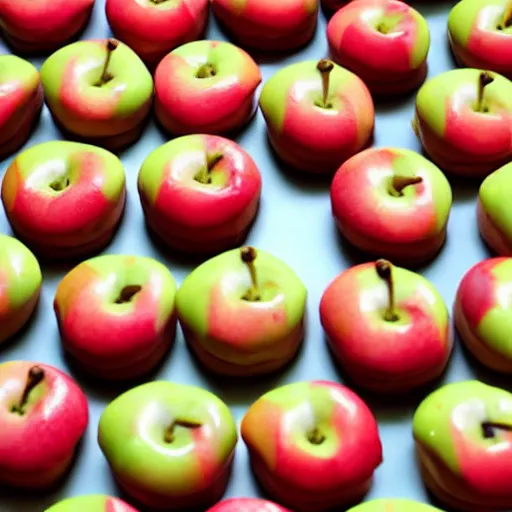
[0,0,94,53]
[155,40,261,135]
[207,498,291,511]
[448,0,512,79]
[259,59,374,174]
[98,380,237,510]
[0,55,43,160]
[0,234,42,345]
[454,257,512,373]
[138,134,262,254]
[330,147,453,265]
[477,161,512,255]
[412,68,512,176]
[413,380,512,511]
[1,140,126,261]
[322,0,348,12]
[45,495,139,512]
[54,254,177,381]
[327,0,430,95]
[40,38,154,151]
[241,380,383,511]
[211,0,318,51]
[320,260,453,394]
[176,246,307,377]
[0,361,88,489]
[105,0,210,69]
[347,499,444,511]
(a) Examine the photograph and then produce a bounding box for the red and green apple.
[207,498,291,511]
[45,495,138,512]
[347,499,444,511]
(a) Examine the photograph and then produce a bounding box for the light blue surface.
[0,1,506,511]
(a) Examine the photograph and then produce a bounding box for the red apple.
[320,260,453,393]
[0,361,88,489]
[322,0,348,11]
[207,498,291,511]
[138,134,262,254]
[105,0,209,69]
[0,0,94,53]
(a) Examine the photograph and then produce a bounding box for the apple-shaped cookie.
[0,0,94,53]
[176,246,307,377]
[0,234,42,345]
[347,499,444,511]
[40,39,153,151]
[45,495,138,512]
[105,0,209,69]
[1,141,126,260]
[241,380,383,511]
[327,0,430,95]
[211,0,318,51]
[98,381,237,510]
[138,135,262,254]
[413,68,512,176]
[54,255,177,381]
[207,498,290,511]
[330,147,452,265]
[0,55,43,160]
[155,40,261,135]
[477,161,512,255]
[259,59,374,173]
[320,260,453,393]
[454,257,512,372]
[0,361,88,489]
[413,380,512,511]
[448,0,512,79]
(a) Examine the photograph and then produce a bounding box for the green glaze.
[15,141,125,201]
[448,0,512,47]
[259,60,358,133]
[175,247,307,337]
[347,498,445,511]
[44,495,128,511]
[389,148,452,232]
[0,55,39,91]
[98,381,237,496]
[413,380,512,474]
[476,257,512,357]
[0,235,41,311]
[40,40,153,118]
[414,69,512,136]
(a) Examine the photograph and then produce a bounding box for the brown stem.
[389,175,423,197]
[307,427,326,445]
[375,259,398,322]
[115,285,142,304]
[150,0,169,3]
[96,39,118,87]
[477,71,494,112]
[481,421,512,438]
[194,153,223,184]
[500,0,512,28]
[164,419,202,443]
[196,63,216,79]
[317,59,334,108]
[240,246,260,301]
[14,366,45,414]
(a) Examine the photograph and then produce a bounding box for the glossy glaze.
[413,68,512,176]
[0,234,42,344]
[98,381,237,510]
[207,498,291,511]
[259,59,374,173]
[45,495,139,512]
[0,361,89,489]
[155,40,261,135]
[327,0,430,94]
[347,498,445,511]
[54,255,177,380]
[1,141,126,258]
[320,262,452,393]
[241,380,383,511]
[330,147,452,263]
[138,134,262,253]
[106,0,209,67]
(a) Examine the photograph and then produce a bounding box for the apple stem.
[96,39,118,87]
[317,59,334,109]
[115,285,142,304]
[194,153,223,185]
[196,63,216,79]
[481,421,512,438]
[477,72,494,112]
[13,366,45,414]
[500,0,512,29]
[164,419,202,443]
[241,246,260,301]
[307,427,326,445]
[389,175,423,197]
[375,259,399,322]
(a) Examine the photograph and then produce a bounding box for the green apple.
[175,246,307,377]
[98,380,237,510]
[45,495,138,512]
[347,499,444,511]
